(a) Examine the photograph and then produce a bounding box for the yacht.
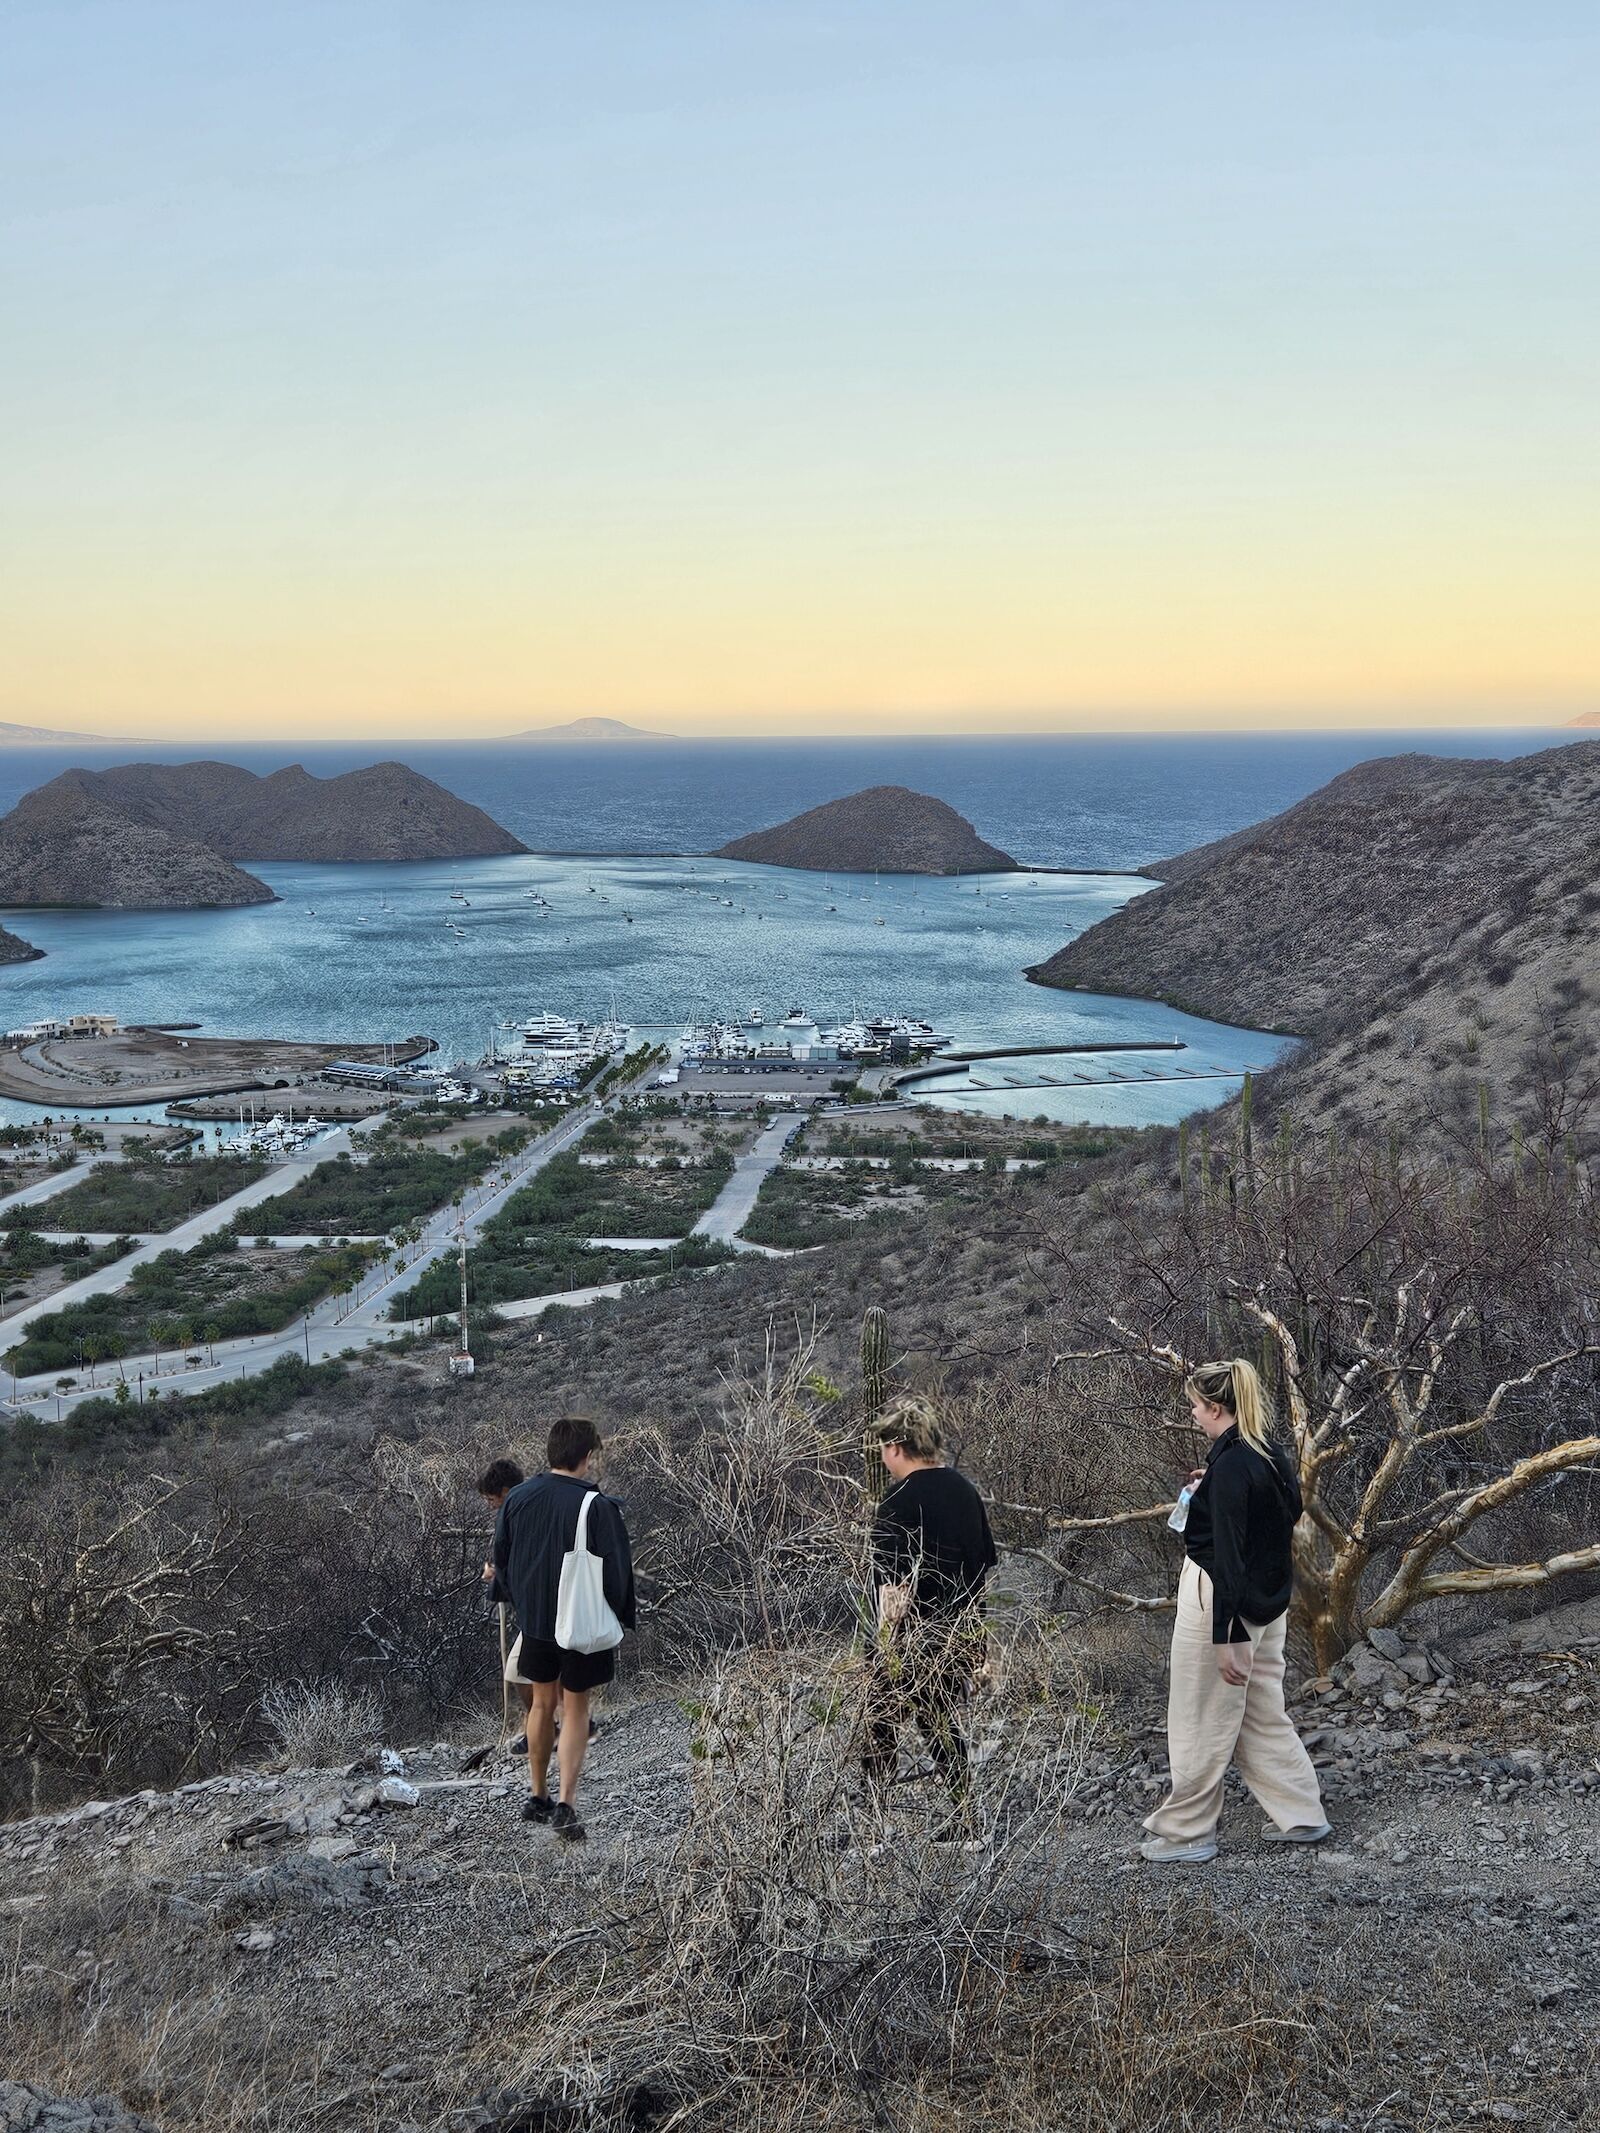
[865,1014,952,1053]
[779,1006,815,1033]
[510,1011,582,1049]
[742,1008,766,1029]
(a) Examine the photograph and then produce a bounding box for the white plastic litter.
[378,1747,406,1775]
[374,1776,420,1808]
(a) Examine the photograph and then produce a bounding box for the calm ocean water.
[0,729,1570,873]
[0,730,1576,1129]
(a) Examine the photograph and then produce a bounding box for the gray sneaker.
[1139,1832,1218,1864]
[1261,1821,1333,1845]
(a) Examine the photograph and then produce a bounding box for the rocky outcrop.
[1025,740,1600,1133]
[717,785,1017,875]
[0,759,527,908]
[0,924,43,963]
[0,2085,158,2132]
[0,780,273,909]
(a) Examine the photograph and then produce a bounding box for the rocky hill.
[717,785,1017,874]
[0,761,526,908]
[1026,742,1600,1132]
[0,781,275,909]
[0,924,43,964]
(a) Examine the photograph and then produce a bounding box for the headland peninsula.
[0,1024,435,1110]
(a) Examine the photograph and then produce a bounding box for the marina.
[0,852,1291,1129]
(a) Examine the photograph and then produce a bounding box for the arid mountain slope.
[0,781,274,909]
[0,761,526,907]
[1027,743,1600,1131]
[45,761,527,863]
[718,785,1017,874]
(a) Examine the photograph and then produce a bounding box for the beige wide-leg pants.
[1143,1558,1326,1841]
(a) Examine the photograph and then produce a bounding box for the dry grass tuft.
[258,1678,385,1767]
[466,1635,1327,2133]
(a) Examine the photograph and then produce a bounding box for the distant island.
[1566,711,1600,728]
[501,717,675,743]
[0,718,148,746]
[716,785,1018,875]
[0,760,526,915]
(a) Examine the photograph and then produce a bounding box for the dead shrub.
[258,1678,384,1766]
[461,1628,1320,2133]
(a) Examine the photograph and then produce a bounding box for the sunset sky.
[3,3,1596,741]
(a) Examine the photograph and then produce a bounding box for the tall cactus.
[861,1303,891,1501]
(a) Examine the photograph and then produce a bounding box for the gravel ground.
[2,1608,1595,2133]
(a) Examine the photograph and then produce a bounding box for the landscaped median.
[2,1233,382,1382]
[236,1124,534,1238]
[389,1146,735,1319]
[0,1151,269,1236]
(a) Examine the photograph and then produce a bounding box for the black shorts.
[515,1636,615,1693]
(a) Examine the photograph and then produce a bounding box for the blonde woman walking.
[1140,1358,1331,1865]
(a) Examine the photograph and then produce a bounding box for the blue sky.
[3,2,1596,736]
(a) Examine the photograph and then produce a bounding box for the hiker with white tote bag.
[492,1416,636,1843]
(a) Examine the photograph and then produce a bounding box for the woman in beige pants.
[1141,1358,1330,1865]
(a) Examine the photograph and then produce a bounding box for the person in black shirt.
[1140,1359,1331,1864]
[492,1416,635,1843]
[863,1396,997,1810]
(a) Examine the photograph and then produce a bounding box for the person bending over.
[864,1396,997,1818]
[492,1416,635,1843]
[1141,1358,1331,1865]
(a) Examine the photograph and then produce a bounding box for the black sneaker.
[520,1794,555,1823]
[550,1801,587,1843]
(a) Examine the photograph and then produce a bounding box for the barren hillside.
[1027,743,1600,1136]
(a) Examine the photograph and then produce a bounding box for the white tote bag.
[554,1490,625,1655]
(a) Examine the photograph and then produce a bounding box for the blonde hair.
[1185,1358,1272,1454]
[869,1395,947,1463]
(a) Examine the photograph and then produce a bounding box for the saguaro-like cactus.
[861,1303,891,1501]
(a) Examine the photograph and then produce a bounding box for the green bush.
[2,1155,268,1236]
[3,1242,380,1380]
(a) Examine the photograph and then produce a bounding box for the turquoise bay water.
[15,727,1558,1127]
[0,853,1288,1129]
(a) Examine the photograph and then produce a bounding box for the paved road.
[692,1113,805,1243]
[3,1103,601,1415]
[0,1133,367,1351]
[0,1160,100,1217]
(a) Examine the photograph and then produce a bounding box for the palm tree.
[198,1321,222,1367]
[147,1316,176,1374]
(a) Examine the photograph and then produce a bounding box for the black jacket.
[1183,1426,1302,1644]
[872,1466,998,1618]
[492,1472,637,1646]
